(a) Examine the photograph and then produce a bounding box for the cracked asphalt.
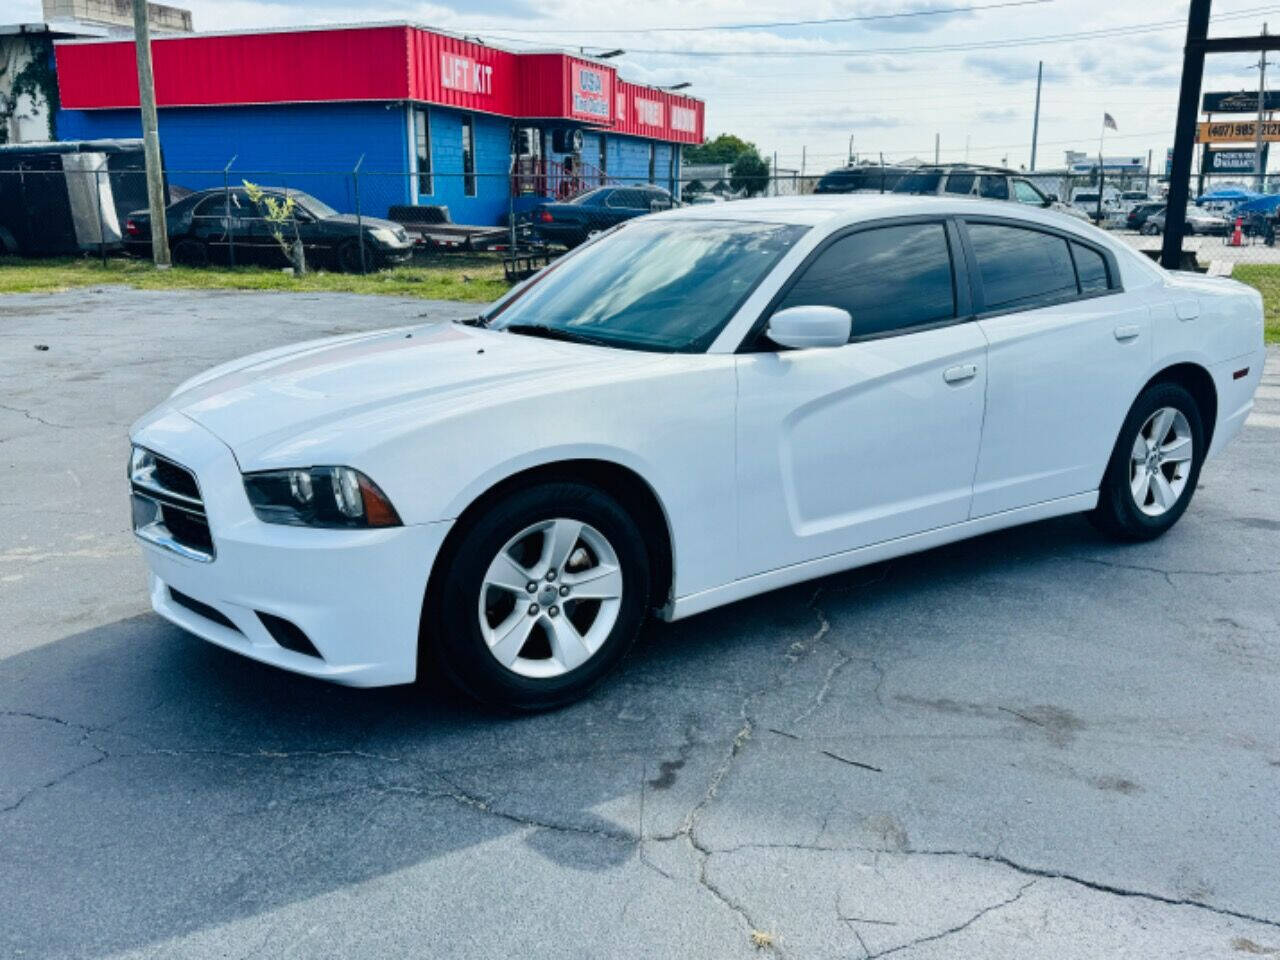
[2,287,1279,959]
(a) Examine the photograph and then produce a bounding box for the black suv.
[892,164,1089,221]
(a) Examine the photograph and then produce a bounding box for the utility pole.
[1030,60,1043,170]
[847,133,855,165]
[934,132,940,164]
[1255,23,1269,191]
[1162,0,1211,270]
[133,0,170,267]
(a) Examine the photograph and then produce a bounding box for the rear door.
[964,218,1152,516]
[734,218,989,576]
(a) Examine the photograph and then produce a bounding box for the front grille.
[131,449,215,561]
[169,588,240,633]
[153,457,202,501]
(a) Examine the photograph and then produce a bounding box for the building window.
[648,144,656,184]
[414,107,432,195]
[598,136,607,177]
[462,115,476,197]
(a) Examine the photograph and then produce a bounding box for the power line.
[466,0,1052,35]
[483,6,1278,59]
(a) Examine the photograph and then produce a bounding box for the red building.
[54,22,706,223]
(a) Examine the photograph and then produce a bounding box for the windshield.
[892,172,943,195]
[293,192,338,219]
[487,219,807,352]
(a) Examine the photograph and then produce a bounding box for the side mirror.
[766,305,852,349]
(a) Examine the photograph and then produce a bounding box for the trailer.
[387,204,534,254]
[0,139,167,257]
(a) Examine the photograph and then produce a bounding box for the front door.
[735,219,988,577]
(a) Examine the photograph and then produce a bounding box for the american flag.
[1103,113,1118,131]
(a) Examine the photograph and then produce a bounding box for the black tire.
[1090,382,1205,542]
[336,238,376,274]
[172,238,210,267]
[424,482,650,711]
[1141,222,1161,236]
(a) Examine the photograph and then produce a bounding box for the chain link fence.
[6,158,1280,277]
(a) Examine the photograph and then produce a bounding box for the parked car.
[1126,202,1166,231]
[1140,207,1231,236]
[531,185,675,247]
[128,195,1264,709]
[813,164,912,194]
[892,164,1089,220]
[125,187,414,272]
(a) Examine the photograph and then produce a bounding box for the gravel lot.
[2,287,1279,960]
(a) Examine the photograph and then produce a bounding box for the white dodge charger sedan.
[129,196,1265,709]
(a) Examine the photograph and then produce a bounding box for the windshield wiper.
[456,314,489,327]
[501,323,612,347]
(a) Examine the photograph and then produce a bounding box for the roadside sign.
[1196,119,1280,143]
[1202,90,1280,113]
[1204,145,1269,173]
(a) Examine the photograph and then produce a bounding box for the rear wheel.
[1141,222,1161,236]
[426,482,650,710]
[1091,382,1204,541]
[172,238,210,267]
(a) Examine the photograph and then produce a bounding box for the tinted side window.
[1072,242,1110,293]
[968,223,1077,311]
[1013,179,1044,204]
[978,176,1009,200]
[945,173,975,195]
[192,195,228,216]
[776,223,956,339]
[608,190,644,208]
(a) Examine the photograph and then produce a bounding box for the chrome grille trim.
[130,447,215,562]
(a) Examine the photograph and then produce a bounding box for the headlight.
[243,466,401,528]
[369,227,401,245]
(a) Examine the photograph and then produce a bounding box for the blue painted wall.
[59,103,681,221]
[415,109,510,226]
[58,102,414,217]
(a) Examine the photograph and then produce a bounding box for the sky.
[16,0,1280,174]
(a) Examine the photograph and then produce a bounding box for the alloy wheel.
[477,518,623,679]
[1129,406,1194,517]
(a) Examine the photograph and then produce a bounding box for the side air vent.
[256,612,324,660]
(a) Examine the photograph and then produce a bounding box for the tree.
[243,181,306,275]
[730,151,770,197]
[683,133,757,165]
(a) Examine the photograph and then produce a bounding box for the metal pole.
[93,168,107,267]
[1097,118,1106,225]
[879,152,886,193]
[1256,23,1268,191]
[223,154,236,267]
[1030,60,1043,171]
[354,154,366,275]
[934,132,940,164]
[133,0,170,267]
[773,150,778,196]
[1162,0,1212,270]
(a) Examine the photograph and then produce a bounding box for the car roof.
[650,194,1097,229]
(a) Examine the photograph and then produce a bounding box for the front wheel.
[336,238,376,274]
[426,482,650,710]
[1091,382,1205,541]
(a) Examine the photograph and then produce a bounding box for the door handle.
[943,364,979,384]
[1113,324,1141,342]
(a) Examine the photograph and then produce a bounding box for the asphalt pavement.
[2,287,1279,959]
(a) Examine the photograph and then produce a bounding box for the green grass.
[1231,264,1280,343]
[0,255,510,302]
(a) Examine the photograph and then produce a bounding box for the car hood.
[148,322,661,467]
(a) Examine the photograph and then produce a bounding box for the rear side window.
[945,173,975,195]
[978,176,1009,200]
[967,222,1077,311]
[1071,241,1111,293]
[776,222,956,339]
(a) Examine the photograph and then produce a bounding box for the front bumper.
[132,411,451,686]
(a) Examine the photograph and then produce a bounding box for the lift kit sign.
[1196,120,1280,143]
